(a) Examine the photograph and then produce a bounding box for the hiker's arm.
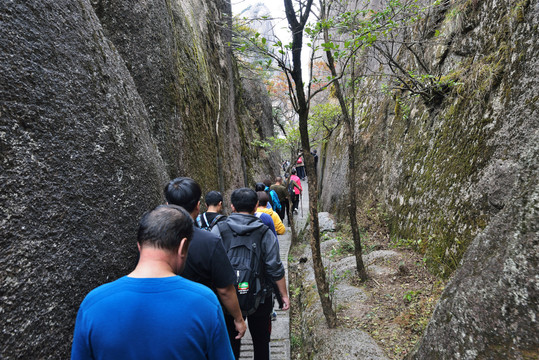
[273,214,286,235]
[261,231,288,311]
[274,277,290,311]
[216,285,247,339]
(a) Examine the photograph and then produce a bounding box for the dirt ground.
[289,219,447,359]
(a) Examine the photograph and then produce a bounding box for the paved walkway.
[240,179,309,359]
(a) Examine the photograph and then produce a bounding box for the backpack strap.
[216,221,234,251]
[209,214,225,229]
[195,214,204,229]
[250,226,269,278]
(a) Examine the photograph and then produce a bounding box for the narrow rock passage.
[240,179,309,359]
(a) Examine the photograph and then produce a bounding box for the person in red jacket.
[289,169,302,214]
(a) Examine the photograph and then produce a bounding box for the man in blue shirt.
[71,205,234,360]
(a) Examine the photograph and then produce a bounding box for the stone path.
[240,179,309,359]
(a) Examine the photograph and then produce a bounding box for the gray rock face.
[313,328,389,360]
[1,1,167,357]
[0,0,276,357]
[295,256,388,360]
[90,0,277,196]
[318,211,336,232]
[317,0,538,356]
[410,140,538,358]
[303,211,337,235]
[319,0,539,279]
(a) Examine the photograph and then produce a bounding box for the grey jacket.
[211,213,285,281]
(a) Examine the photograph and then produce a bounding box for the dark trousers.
[292,193,299,212]
[278,199,287,222]
[225,297,273,360]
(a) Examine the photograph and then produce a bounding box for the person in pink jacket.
[289,169,302,214]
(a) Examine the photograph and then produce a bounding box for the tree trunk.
[321,5,367,281]
[284,0,337,328]
[347,125,368,281]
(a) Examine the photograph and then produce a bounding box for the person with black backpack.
[212,188,290,360]
[164,178,247,342]
[196,191,226,231]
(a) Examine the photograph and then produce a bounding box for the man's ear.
[175,238,190,275]
[137,243,141,252]
[231,204,236,213]
[192,201,200,218]
[178,238,189,258]
[251,201,259,215]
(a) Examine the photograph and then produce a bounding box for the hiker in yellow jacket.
[256,191,286,235]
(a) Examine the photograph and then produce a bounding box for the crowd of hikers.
[71,160,311,360]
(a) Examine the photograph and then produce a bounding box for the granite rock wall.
[318,0,538,357]
[319,0,538,277]
[0,0,276,357]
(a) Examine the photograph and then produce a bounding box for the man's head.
[313,149,317,154]
[164,177,201,215]
[255,182,265,192]
[137,205,194,254]
[263,179,272,188]
[275,176,283,184]
[205,191,223,212]
[230,188,258,214]
[291,169,297,175]
[257,191,269,207]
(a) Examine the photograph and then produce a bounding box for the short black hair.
[291,169,297,175]
[205,191,223,206]
[263,179,272,187]
[257,191,269,207]
[137,205,194,253]
[254,182,265,192]
[231,188,258,213]
[164,177,201,213]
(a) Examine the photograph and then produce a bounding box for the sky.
[231,0,314,81]
[231,0,290,43]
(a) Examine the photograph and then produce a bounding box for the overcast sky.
[231,0,290,42]
[231,0,316,81]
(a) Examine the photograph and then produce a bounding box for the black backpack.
[287,179,296,199]
[216,221,268,316]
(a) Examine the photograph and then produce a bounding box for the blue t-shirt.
[255,212,277,238]
[71,276,234,360]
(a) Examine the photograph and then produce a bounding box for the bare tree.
[320,0,368,281]
[283,0,338,328]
